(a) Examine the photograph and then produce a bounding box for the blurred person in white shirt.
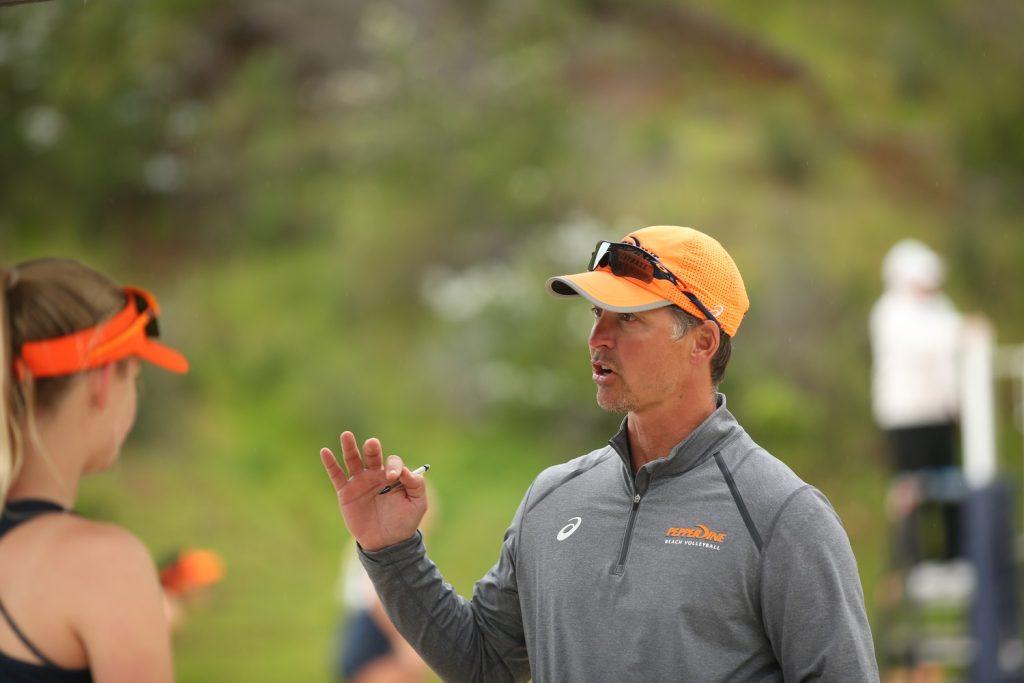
[870,238,964,564]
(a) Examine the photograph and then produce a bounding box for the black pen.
[379,464,430,495]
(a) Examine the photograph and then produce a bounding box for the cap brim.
[137,339,189,374]
[546,271,672,313]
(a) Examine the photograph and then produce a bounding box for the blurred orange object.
[159,548,226,597]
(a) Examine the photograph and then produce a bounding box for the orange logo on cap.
[665,524,726,544]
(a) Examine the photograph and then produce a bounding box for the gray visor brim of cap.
[545,276,673,313]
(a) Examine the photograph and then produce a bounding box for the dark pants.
[887,422,956,472]
[886,422,961,562]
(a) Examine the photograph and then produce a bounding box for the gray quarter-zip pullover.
[359,395,879,681]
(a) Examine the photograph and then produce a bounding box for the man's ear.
[86,364,114,410]
[690,320,720,364]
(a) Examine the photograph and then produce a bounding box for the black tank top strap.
[0,499,68,539]
[0,597,60,668]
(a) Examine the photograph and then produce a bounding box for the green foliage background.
[2,0,1023,680]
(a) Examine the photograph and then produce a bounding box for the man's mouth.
[592,360,616,382]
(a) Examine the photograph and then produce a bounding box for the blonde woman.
[0,259,188,682]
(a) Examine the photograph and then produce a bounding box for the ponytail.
[0,267,21,504]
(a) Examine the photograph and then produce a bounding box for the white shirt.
[870,289,962,429]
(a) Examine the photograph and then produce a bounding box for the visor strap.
[88,312,152,362]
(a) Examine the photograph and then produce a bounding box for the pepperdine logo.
[665,524,726,544]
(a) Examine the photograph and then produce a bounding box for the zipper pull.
[633,493,641,505]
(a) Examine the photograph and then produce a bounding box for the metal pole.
[962,318,997,490]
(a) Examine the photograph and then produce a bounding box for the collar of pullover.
[608,393,742,484]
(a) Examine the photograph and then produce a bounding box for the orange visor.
[14,286,189,380]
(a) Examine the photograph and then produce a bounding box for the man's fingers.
[320,448,348,491]
[398,466,426,500]
[363,438,383,470]
[339,431,364,475]
[385,454,405,481]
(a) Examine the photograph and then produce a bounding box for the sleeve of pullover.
[760,486,880,682]
[357,488,532,682]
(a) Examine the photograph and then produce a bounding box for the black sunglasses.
[588,240,721,328]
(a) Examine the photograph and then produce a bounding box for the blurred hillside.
[2,0,1023,680]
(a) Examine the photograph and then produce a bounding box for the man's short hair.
[668,306,732,386]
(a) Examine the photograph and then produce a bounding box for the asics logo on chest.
[556,517,582,541]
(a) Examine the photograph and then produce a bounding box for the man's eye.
[618,313,635,322]
[591,306,602,318]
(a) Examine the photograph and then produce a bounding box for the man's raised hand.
[320,431,428,551]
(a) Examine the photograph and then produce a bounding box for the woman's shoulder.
[2,513,151,578]
[45,518,164,631]
[0,514,166,670]
[49,517,159,586]
[45,518,172,680]
[7,515,162,615]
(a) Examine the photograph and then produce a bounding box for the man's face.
[588,306,692,414]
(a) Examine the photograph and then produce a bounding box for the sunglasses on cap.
[588,240,722,329]
[14,286,188,380]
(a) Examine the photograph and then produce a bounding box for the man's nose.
[588,310,616,351]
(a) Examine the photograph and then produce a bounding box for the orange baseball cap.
[546,225,750,337]
[14,286,189,380]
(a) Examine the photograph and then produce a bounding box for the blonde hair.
[0,258,126,503]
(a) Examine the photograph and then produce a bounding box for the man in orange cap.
[322,225,879,681]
